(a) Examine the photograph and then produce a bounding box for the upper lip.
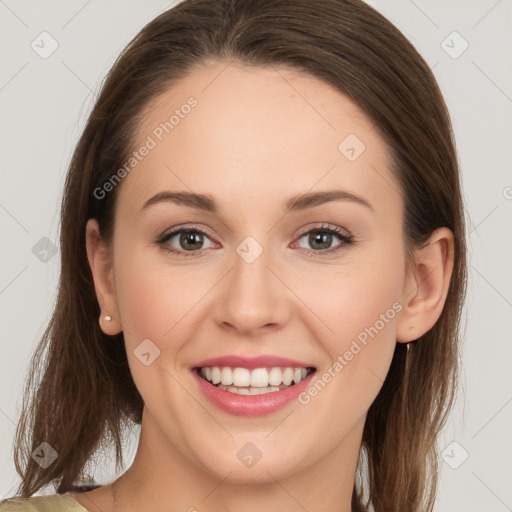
[191,355,315,370]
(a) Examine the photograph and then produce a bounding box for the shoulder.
[0,494,89,512]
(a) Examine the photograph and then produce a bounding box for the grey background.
[1,1,511,510]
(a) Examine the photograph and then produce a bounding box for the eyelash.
[155,223,355,258]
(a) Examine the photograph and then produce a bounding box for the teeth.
[211,367,221,385]
[199,366,312,391]
[282,367,294,385]
[233,367,251,386]
[268,367,283,386]
[219,385,282,395]
[221,367,233,385]
[250,368,269,388]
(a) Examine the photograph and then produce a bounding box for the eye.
[155,222,354,258]
[156,225,216,257]
[293,223,354,255]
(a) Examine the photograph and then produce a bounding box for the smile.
[197,366,315,395]
[191,355,317,416]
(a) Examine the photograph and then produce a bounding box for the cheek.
[305,247,406,406]
[112,245,199,352]
[333,265,403,348]
[115,268,166,342]
[112,247,201,417]
[309,245,405,352]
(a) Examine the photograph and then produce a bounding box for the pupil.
[310,231,331,250]
[181,231,202,250]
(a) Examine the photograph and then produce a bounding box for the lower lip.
[192,369,315,416]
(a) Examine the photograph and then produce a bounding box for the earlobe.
[396,227,454,343]
[85,219,123,335]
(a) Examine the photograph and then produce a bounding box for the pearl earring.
[105,315,112,322]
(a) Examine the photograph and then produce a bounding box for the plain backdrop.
[1,1,511,510]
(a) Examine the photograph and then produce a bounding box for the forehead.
[117,60,400,220]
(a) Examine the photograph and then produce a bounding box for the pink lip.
[192,368,316,417]
[191,355,314,370]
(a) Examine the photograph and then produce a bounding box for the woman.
[0,0,466,510]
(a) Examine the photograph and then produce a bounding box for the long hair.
[13,1,467,510]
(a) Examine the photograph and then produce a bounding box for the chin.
[189,437,312,485]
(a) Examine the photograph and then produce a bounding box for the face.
[93,61,413,482]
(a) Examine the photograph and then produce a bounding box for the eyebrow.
[140,188,374,214]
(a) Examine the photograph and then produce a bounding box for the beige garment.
[0,494,89,512]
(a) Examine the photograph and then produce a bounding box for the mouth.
[194,366,316,395]
[190,355,317,416]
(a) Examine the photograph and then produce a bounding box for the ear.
[85,218,122,335]
[396,227,455,343]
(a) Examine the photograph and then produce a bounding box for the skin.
[77,60,454,512]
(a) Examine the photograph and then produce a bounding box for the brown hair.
[13,0,466,510]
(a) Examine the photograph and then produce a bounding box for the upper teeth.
[200,366,310,387]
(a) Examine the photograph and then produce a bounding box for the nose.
[211,245,290,337]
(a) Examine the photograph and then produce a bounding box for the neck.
[114,408,362,512]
